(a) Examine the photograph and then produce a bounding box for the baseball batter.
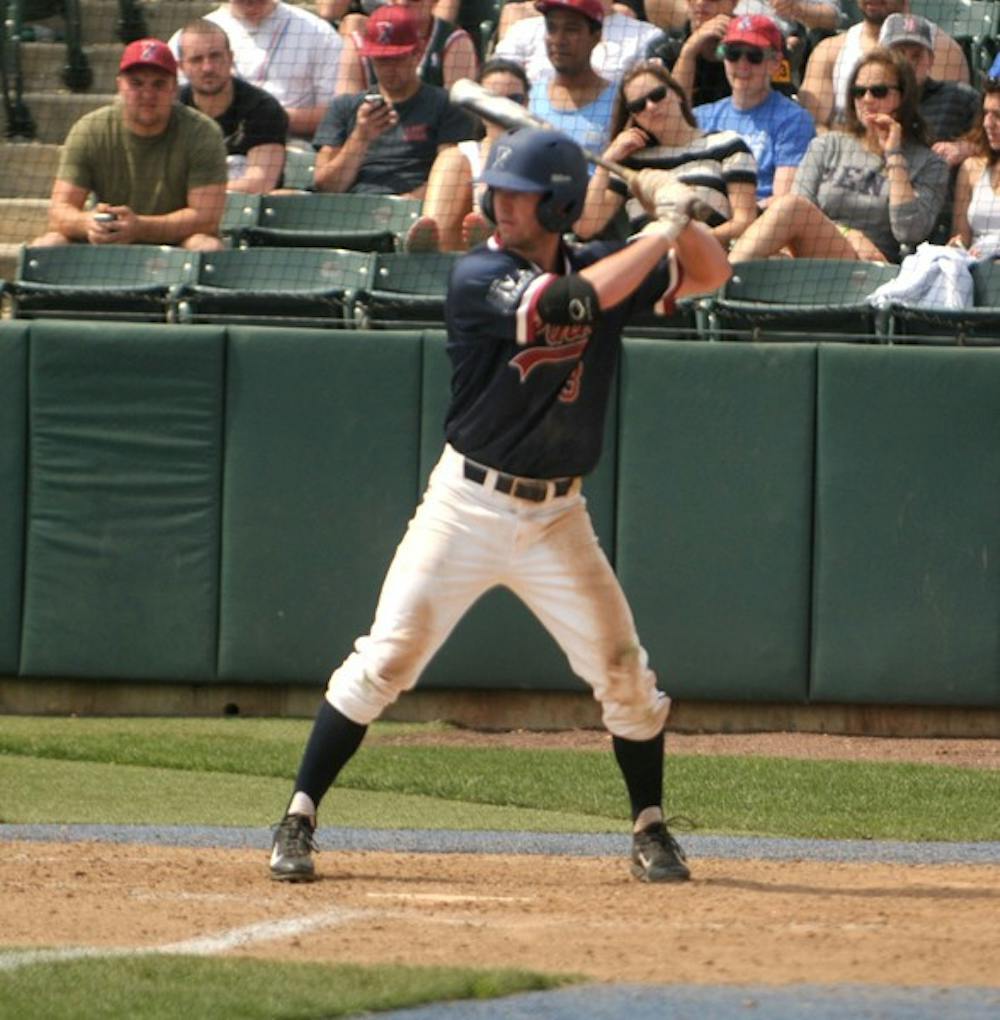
[270,127,731,884]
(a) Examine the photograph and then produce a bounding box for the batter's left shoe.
[270,813,318,882]
[630,820,690,883]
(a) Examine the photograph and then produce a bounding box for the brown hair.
[610,60,697,139]
[842,47,928,147]
[179,18,232,56]
[966,81,1000,166]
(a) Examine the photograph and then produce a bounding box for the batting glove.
[629,169,696,242]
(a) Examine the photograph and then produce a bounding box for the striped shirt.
[609,130,758,229]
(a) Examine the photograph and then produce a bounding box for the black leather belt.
[463,459,574,502]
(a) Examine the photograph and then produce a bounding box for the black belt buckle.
[463,457,572,502]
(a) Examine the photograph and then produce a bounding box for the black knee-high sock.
[292,700,368,811]
[612,730,664,822]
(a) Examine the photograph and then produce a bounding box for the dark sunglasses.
[851,83,899,99]
[625,84,668,115]
[719,44,766,64]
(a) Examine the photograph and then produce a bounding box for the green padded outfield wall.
[19,322,225,680]
[417,331,619,691]
[0,323,28,674]
[812,345,1000,706]
[217,328,422,682]
[616,340,815,701]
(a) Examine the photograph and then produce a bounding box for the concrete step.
[0,143,61,199]
[19,43,121,93]
[4,92,114,145]
[0,199,49,244]
[0,243,23,286]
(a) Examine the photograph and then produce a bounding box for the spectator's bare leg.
[730,194,857,262]
[30,231,72,247]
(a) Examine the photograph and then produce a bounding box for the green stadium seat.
[240,193,423,252]
[624,294,716,341]
[9,245,196,321]
[221,192,261,246]
[354,251,460,328]
[886,258,1000,345]
[175,247,372,327]
[907,0,997,82]
[457,0,503,59]
[281,145,316,191]
[703,259,900,342]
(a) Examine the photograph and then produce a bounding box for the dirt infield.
[4,733,999,987]
[2,841,1000,986]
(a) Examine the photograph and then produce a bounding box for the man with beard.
[178,20,289,193]
[799,0,969,130]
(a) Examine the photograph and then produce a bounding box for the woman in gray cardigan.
[729,48,949,264]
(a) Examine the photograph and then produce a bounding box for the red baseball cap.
[119,38,178,76]
[723,15,783,53]
[535,0,605,26]
[360,5,419,58]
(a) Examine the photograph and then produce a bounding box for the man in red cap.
[695,15,814,206]
[312,4,473,195]
[34,38,227,249]
[496,0,665,82]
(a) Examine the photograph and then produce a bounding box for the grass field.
[2,715,998,1018]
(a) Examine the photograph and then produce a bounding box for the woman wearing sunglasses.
[950,78,1000,258]
[729,48,948,264]
[576,60,757,245]
[406,59,531,251]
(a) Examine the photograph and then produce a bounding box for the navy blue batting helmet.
[479,128,588,234]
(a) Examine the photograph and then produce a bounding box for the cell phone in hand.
[93,212,117,223]
[364,93,385,107]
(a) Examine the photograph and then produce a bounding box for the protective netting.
[1,0,998,342]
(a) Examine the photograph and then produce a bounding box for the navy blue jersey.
[444,236,681,479]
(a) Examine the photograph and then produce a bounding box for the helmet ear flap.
[480,187,495,226]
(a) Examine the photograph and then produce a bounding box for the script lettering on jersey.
[508,324,591,404]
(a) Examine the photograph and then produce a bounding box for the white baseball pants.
[326,444,670,741]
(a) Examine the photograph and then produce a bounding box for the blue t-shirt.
[695,90,814,201]
[528,84,617,166]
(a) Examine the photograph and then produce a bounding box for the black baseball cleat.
[270,813,318,882]
[630,820,690,883]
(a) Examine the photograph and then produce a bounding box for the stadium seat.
[624,294,716,341]
[239,193,423,252]
[703,259,900,342]
[885,258,1000,345]
[175,247,372,327]
[281,145,315,191]
[907,0,997,82]
[354,251,460,328]
[221,192,261,246]
[9,244,195,321]
[457,0,503,60]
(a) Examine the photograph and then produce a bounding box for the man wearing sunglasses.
[799,0,969,131]
[695,15,814,206]
[648,0,737,107]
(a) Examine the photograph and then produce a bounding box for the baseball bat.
[450,78,637,182]
[449,78,714,223]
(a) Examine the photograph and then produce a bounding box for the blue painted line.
[1,824,999,865]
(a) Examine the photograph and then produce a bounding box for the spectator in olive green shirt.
[34,38,228,250]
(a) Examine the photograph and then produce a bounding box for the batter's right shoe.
[630,820,690,883]
[270,812,318,882]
